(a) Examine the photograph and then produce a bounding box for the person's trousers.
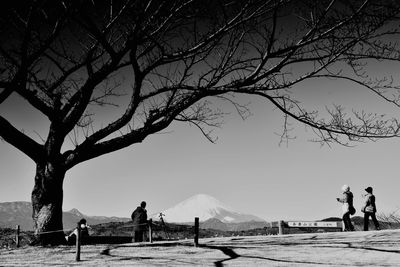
[342,212,354,231]
[364,212,380,231]
[134,230,144,242]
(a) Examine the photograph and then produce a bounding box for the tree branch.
[0,116,44,162]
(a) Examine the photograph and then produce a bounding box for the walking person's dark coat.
[362,187,380,231]
[131,201,148,242]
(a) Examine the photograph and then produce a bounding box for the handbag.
[365,206,374,213]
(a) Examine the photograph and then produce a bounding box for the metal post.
[15,225,20,248]
[76,223,81,261]
[278,220,284,235]
[148,219,153,243]
[194,217,199,247]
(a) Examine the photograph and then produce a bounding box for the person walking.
[362,187,380,231]
[131,201,148,242]
[337,184,355,231]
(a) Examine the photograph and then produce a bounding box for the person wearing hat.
[362,187,380,231]
[336,184,355,231]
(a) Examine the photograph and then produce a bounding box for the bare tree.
[377,209,400,229]
[1,0,400,245]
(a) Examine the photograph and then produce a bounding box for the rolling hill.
[0,201,129,231]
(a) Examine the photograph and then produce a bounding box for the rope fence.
[131,223,149,227]
[36,228,75,235]
[9,217,202,262]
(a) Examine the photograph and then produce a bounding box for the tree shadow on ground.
[198,244,353,266]
[341,242,400,254]
[98,244,196,265]
[99,246,153,261]
[97,238,400,266]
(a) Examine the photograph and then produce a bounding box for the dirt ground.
[1,229,400,266]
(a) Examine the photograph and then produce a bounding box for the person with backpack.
[336,184,355,231]
[362,187,380,231]
[131,201,148,242]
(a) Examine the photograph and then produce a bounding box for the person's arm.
[372,195,377,212]
[131,210,136,221]
[361,195,368,212]
[365,195,371,206]
[337,193,348,203]
[370,195,375,205]
[68,229,78,237]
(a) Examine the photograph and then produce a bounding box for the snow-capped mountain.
[155,194,265,223]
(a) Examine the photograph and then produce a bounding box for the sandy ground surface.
[1,229,400,266]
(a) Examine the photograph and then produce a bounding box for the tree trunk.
[31,162,66,246]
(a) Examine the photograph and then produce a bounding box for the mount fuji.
[155,194,265,224]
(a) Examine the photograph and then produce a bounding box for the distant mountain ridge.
[153,194,266,224]
[0,201,130,231]
[1,195,267,231]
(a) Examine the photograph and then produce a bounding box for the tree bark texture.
[31,162,66,246]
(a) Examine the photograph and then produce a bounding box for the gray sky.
[1,69,400,222]
[1,2,400,223]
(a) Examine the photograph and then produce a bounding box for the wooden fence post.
[148,219,153,243]
[76,222,81,261]
[15,225,20,248]
[278,220,284,235]
[194,217,199,247]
